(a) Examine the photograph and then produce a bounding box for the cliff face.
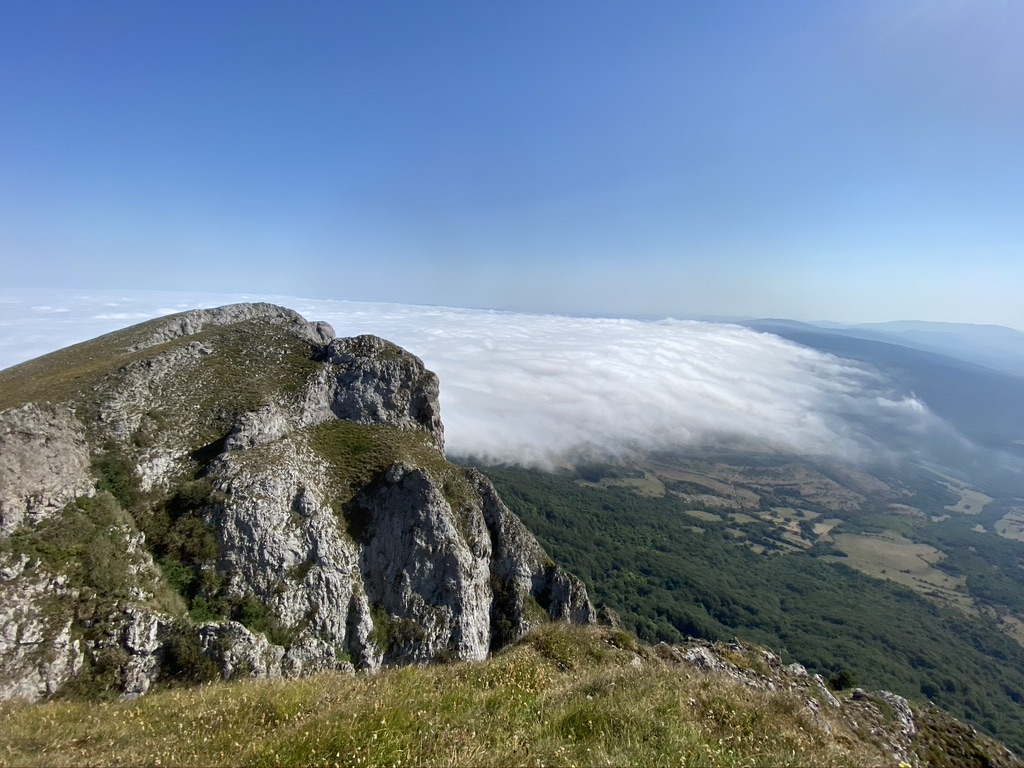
[0,303,593,700]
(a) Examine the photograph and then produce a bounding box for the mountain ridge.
[0,303,592,701]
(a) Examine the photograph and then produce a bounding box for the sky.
[2,1,1023,326]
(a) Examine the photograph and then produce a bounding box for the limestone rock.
[81,607,171,700]
[355,462,491,663]
[469,468,595,642]
[197,621,287,680]
[129,303,335,352]
[0,404,93,536]
[225,403,291,451]
[0,302,593,701]
[314,335,444,450]
[95,340,214,467]
[210,439,377,673]
[0,553,84,701]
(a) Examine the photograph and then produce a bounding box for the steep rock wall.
[0,303,594,700]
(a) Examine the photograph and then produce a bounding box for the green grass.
[0,327,152,412]
[0,315,322,455]
[0,625,885,767]
[308,420,478,540]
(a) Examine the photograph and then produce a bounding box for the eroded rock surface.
[653,638,1021,768]
[0,303,593,701]
[300,335,444,450]
[0,404,93,536]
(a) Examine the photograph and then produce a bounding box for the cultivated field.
[825,532,974,615]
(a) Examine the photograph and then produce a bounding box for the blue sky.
[2,1,1022,326]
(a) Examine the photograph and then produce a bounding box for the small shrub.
[91,446,139,509]
[56,645,130,701]
[162,624,220,684]
[287,560,314,583]
[188,595,225,623]
[232,595,293,647]
[81,534,132,598]
[160,556,195,596]
[369,605,426,656]
[828,668,857,691]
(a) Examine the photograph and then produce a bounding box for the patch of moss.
[369,605,426,657]
[309,420,479,546]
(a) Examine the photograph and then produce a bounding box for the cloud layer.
[0,289,953,467]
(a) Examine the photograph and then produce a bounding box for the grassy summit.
[5,623,993,768]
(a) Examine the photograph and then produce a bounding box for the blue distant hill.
[741,319,1024,462]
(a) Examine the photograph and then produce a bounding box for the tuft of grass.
[308,420,478,541]
[6,492,177,612]
[0,624,888,767]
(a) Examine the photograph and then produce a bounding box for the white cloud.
[0,289,954,467]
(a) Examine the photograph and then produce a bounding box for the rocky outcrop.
[210,438,378,674]
[97,340,213,446]
[197,621,289,680]
[208,447,591,674]
[300,335,444,450]
[354,463,492,663]
[224,403,291,451]
[470,469,595,641]
[0,303,594,701]
[0,554,84,701]
[653,637,1021,768]
[128,303,335,351]
[82,607,170,699]
[0,404,93,536]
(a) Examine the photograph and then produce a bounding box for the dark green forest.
[479,463,1024,753]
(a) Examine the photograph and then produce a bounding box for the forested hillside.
[480,461,1024,753]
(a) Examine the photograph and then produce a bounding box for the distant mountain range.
[844,321,1024,376]
[736,318,1024,376]
[741,319,1024,463]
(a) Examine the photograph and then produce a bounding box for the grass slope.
[0,625,889,768]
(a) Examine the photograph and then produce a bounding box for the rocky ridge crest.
[645,633,1022,767]
[0,303,593,700]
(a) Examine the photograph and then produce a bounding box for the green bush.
[162,624,220,685]
[91,446,139,509]
[828,669,856,691]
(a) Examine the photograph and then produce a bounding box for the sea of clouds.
[0,288,959,467]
